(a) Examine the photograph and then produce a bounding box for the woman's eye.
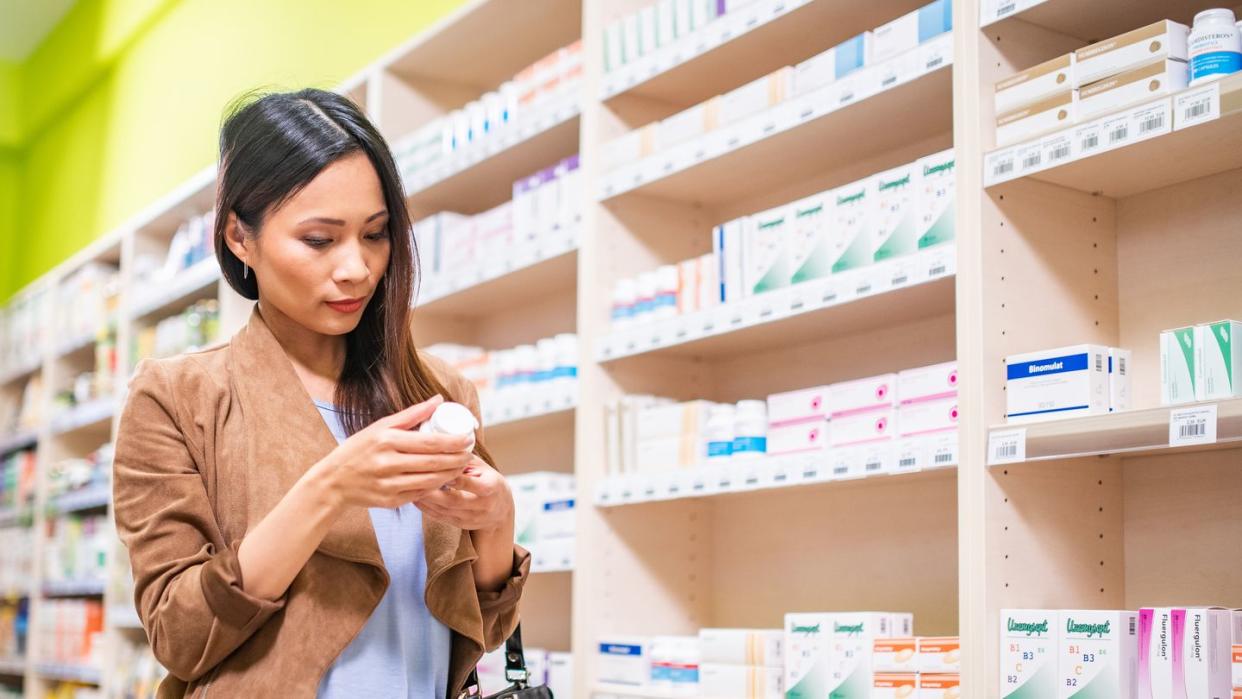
[302,237,331,248]
[365,230,389,241]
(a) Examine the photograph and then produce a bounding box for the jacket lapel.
[227,305,383,569]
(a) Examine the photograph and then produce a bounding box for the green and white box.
[1001,609,1057,699]
[830,177,877,275]
[828,613,895,698]
[915,149,955,250]
[1058,610,1138,698]
[745,204,792,296]
[788,192,833,285]
[1161,326,1197,405]
[1197,320,1242,400]
[873,163,919,265]
[785,613,834,699]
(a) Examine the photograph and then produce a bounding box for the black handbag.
[465,625,554,699]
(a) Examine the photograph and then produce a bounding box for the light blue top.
[313,399,453,699]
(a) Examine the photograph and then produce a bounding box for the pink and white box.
[896,362,959,471]
[766,386,830,457]
[828,374,896,477]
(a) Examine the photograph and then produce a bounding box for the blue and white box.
[598,637,650,686]
[1005,344,1110,423]
[872,0,954,64]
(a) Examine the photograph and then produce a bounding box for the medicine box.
[636,400,715,442]
[897,397,958,438]
[829,406,892,447]
[1000,609,1056,699]
[700,664,783,699]
[792,33,873,97]
[656,100,718,151]
[1057,610,1137,699]
[996,90,1077,147]
[995,53,1075,114]
[872,672,918,699]
[602,125,655,172]
[623,13,642,67]
[919,636,961,674]
[830,613,894,695]
[767,385,829,425]
[829,374,897,415]
[1077,58,1189,121]
[898,361,959,404]
[915,149,956,251]
[1141,608,1174,698]
[1108,347,1131,412]
[891,613,914,638]
[1075,20,1190,86]
[714,218,748,303]
[657,0,677,48]
[1178,608,1232,698]
[546,652,573,698]
[1161,326,1198,405]
[873,638,918,673]
[718,68,792,127]
[635,434,703,470]
[1197,320,1242,400]
[830,177,877,274]
[1005,344,1109,423]
[788,193,833,285]
[510,472,575,546]
[604,20,624,72]
[639,5,658,57]
[1231,609,1242,692]
[699,628,784,667]
[874,162,920,265]
[872,0,953,65]
[768,419,829,456]
[536,497,575,540]
[598,637,649,686]
[918,673,960,698]
[744,204,793,296]
[784,613,833,698]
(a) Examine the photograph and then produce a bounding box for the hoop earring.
[243,263,249,279]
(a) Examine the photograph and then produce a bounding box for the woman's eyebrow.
[298,210,388,226]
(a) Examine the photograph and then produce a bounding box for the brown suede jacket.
[112,306,529,698]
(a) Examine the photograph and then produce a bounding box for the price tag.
[1129,99,1172,143]
[988,428,1027,465]
[1015,141,1045,176]
[984,147,1017,186]
[1040,132,1074,169]
[1175,82,1221,131]
[1072,119,1105,160]
[1169,404,1217,447]
[1100,112,1132,151]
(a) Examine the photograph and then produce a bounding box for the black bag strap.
[464,623,530,696]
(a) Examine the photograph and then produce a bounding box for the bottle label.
[1191,50,1242,80]
[707,440,733,457]
[732,436,767,453]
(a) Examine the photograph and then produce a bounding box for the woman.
[113,88,529,699]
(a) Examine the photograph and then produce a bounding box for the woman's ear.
[223,211,250,266]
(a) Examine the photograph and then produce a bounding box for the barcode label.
[1082,134,1099,150]
[929,265,947,276]
[986,149,1017,184]
[1129,617,1136,634]
[988,428,1027,465]
[892,275,908,286]
[865,460,883,472]
[1169,405,1217,447]
[1050,143,1070,161]
[997,1,1017,16]
[934,452,955,464]
[926,56,944,69]
[1108,124,1128,144]
[899,456,917,468]
[1095,353,1103,371]
[1175,83,1221,130]
[833,465,849,475]
[1138,111,1165,134]
[1022,151,1042,169]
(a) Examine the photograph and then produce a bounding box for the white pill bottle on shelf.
[1188,9,1242,85]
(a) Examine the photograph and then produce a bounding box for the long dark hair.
[213,88,487,459]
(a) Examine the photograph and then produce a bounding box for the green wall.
[3,0,466,301]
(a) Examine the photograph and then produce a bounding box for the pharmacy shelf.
[980,0,1220,35]
[530,559,575,575]
[591,685,680,699]
[0,657,24,677]
[42,579,107,598]
[988,399,1242,465]
[418,238,578,316]
[108,605,143,630]
[598,60,952,205]
[601,0,930,104]
[34,663,101,685]
[129,259,221,321]
[49,398,117,437]
[53,332,98,361]
[598,251,955,362]
[596,455,955,507]
[482,390,577,433]
[0,359,41,387]
[0,507,33,529]
[984,75,1242,198]
[404,101,580,215]
[0,430,37,456]
[48,485,112,516]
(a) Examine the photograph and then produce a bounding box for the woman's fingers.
[383,428,473,455]
[377,394,443,430]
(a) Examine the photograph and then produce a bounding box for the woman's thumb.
[382,394,444,430]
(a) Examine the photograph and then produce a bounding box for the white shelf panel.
[42,579,107,598]
[34,662,101,685]
[0,430,38,456]
[980,0,1221,37]
[0,358,42,387]
[403,99,580,215]
[129,259,221,322]
[598,249,956,363]
[49,485,112,516]
[596,452,956,508]
[987,399,1242,465]
[108,604,143,630]
[0,507,33,529]
[418,235,578,316]
[0,657,24,677]
[482,387,577,430]
[53,332,97,360]
[49,398,117,437]
[591,685,681,699]
[984,75,1242,198]
[598,51,953,205]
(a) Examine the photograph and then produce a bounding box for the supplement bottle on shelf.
[1189,9,1242,85]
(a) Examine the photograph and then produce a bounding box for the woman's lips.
[325,297,365,313]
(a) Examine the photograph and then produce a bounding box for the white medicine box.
[995,53,1075,114]
[1005,344,1109,423]
[1197,320,1242,400]
[1161,326,1198,405]
[1000,610,1057,699]
[1074,19,1190,86]
[1057,610,1138,699]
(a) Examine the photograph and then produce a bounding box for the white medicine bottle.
[732,400,768,458]
[419,401,478,451]
[1189,9,1242,85]
[705,404,736,461]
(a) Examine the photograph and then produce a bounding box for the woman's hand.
[310,395,475,512]
[415,458,514,533]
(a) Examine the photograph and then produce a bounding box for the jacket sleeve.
[113,359,286,682]
[458,374,532,653]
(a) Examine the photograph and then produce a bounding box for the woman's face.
[233,151,391,337]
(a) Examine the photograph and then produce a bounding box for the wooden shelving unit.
[2,0,1238,696]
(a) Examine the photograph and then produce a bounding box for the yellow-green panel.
[0,61,19,147]
[0,153,18,296]
[5,0,467,300]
